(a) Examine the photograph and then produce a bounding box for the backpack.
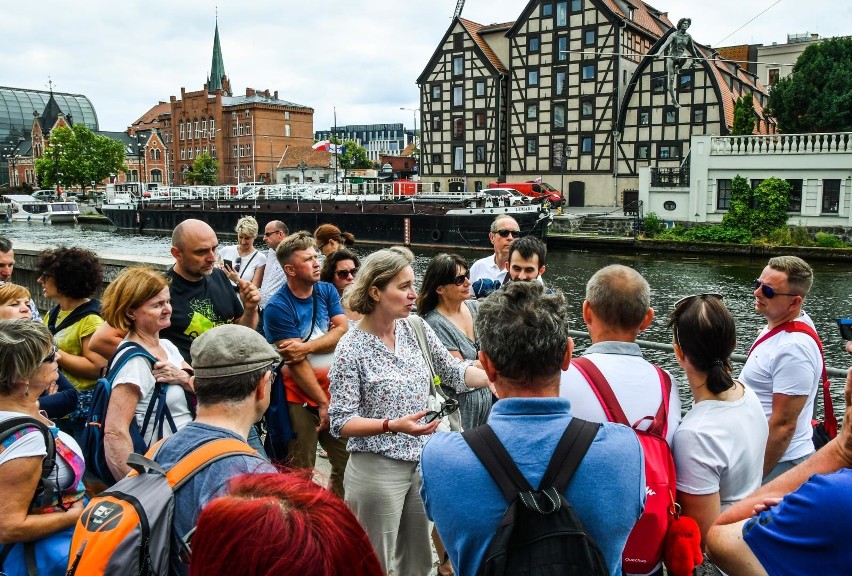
[82,341,180,485]
[46,299,101,335]
[66,437,255,576]
[463,418,608,576]
[572,357,676,576]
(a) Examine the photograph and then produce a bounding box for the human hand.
[752,497,782,515]
[845,341,852,355]
[238,279,260,310]
[840,368,852,465]
[153,361,192,389]
[316,404,330,432]
[278,340,310,364]
[389,410,441,436]
[44,381,59,397]
[222,263,239,283]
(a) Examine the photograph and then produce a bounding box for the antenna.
[454,0,465,19]
[47,76,55,94]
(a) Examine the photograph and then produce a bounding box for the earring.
[24,384,29,397]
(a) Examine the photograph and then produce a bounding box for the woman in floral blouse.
[329,246,490,576]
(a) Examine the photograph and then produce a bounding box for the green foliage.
[184,153,220,185]
[814,232,846,248]
[330,137,372,171]
[35,125,127,191]
[768,37,852,133]
[641,212,664,237]
[731,94,756,135]
[657,224,753,244]
[722,176,790,238]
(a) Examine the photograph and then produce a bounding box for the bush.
[722,176,790,239]
[814,232,846,248]
[651,224,752,244]
[642,212,664,237]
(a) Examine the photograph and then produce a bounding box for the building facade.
[315,123,410,163]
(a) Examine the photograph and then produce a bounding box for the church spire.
[208,16,227,94]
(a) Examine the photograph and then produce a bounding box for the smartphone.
[836,318,852,340]
[223,259,233,269]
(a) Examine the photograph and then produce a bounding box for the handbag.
[407,316,463,433]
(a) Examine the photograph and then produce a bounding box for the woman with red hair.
[188,472,382,576]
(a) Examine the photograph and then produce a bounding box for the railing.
[711,132,852,155]
[650,167,690,188]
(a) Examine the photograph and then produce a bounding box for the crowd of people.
[0,222,849,576]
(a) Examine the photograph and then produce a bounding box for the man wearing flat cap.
[152,324,280,576]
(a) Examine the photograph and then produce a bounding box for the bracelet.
[382,418,397,436]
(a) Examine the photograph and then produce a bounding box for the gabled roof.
[280,146,331,169]
[601,0,671,38]
[222,93,312,110]
[131,102,171,126]
[459,18,508,73]
[38,94,69,133]
[417,17,507,84]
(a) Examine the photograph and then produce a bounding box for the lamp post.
[136,133,148,192]
[52,141,63,196]
[559,144,571,204]
[299,160,307,184]
[400,106,420,177]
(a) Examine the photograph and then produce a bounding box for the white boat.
[2,194,80,224]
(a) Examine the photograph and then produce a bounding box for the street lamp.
[299,160,307,184]
[136,132,148,191]
[52,141,63,196]
[559,144,572,203]
[400,106,420,178]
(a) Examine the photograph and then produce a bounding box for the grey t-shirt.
[154,422,277,576]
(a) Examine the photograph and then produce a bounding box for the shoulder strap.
[539,418,600,492]
[463,425,533,500]
[165,438,257,490]
[238,251,259,280]
[106,341,158,382]
[47,299,101,335]
[0,417,57,507]
[407,316,441,390]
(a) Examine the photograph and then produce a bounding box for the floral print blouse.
[329,318,472,462]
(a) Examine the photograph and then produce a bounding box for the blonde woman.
[220,216,266,289]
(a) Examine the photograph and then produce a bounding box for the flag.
[533,176,542,183]
[312,140,331,151]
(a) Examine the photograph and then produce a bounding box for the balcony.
[650,167,690,188]
[711,132,852,155]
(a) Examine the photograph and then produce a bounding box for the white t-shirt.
[219,245,267,287]
[0,411,82,490]
[469,254,507,296]
[259,247,287,309]
[738,312,821,462]
[111,340,193,445]
[673,384,768,508]
[560,342,682,444]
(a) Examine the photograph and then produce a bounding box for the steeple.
[208,16,227,94]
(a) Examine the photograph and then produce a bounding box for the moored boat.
[100,183,552,250]
[2,194,80,224]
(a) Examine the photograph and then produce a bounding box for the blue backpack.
[83,342,180,485]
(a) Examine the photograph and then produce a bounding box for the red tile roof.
[280,146,332,169]
[602,0,672,38]
[459,18,508,73]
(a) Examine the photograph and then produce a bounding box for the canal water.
[4,221,851,411]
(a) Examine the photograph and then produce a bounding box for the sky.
[4,0,849,133]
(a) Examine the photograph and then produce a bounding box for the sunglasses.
[673,293,723,310]
[424,398,460,423]
[493,229,520,238]
[450,271,470,286]
[753,279,798,299]
[42,345,58,364]
[335,268,358,280]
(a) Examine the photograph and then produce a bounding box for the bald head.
[171,219,219,280]
[585,265,651,331]
[173,219,216,250]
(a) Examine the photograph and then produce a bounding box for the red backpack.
[572,357,676,575]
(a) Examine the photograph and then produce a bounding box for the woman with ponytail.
[667,294,768,548]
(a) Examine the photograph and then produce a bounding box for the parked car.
[479,187,530,206]
[31,190,57,201]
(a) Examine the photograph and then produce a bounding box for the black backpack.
[462,418,609,576]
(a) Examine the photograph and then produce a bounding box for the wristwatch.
[382,418,397,436]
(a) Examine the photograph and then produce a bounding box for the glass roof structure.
[0,86,99,146]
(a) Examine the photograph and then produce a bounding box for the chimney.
[264,89,270,98]
[274,90,279,99]
[246,88,256,97]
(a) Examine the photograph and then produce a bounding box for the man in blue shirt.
[263,231,348,496]
[421,282,645,576]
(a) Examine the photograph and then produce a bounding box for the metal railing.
[650,167,690,188]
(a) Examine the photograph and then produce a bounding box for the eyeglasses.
[424,398,460,423]
[335,268,358,280]
[450,271,470,286]
[753,279,798,299]
[263,230,284,237]
[234,256,242,272]
[493,229,520,238]
[268,360,281,376]
[41,345,58,364]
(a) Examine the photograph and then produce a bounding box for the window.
[583,27,595,46]
[822,179,840,213]
[527,103,538,119]
[664,106,677,124]
[556,1,567,26]
[639,107,651,125]
[211,144,216,158]
[284,112,290,120]
[542,3,553,16]
[571,0,582,11]
[637,143,650,159]
[581,135,593,153]
[453,146,464,171]
[717,179,732,210]
[201,119,207,135]
[180,148,186,160]
[768,68,780,87]
[691,106,705,124]
[475,145,486,162]
[529,35,540,53]
[432,115,442,130]
[475,112,486,128]
[553,103,565,129]
[652,74,666,93]
[245,123,252,136]
[581,98,593,118]
[453,33,464,50]
[453,85,464,107]
[245,110,250,118]
[233,123,239,137]
[582,63,595,81]
[678,70,693,92]
[194,120,199,138]
[285,124,291,137]
[432,153,442,164]
[209,118,215,135]
[475,81,485,97]
[528,69,539,86]
[233,145,238,158]
[554,70,567,96]
[179,121,184,140]
[432,84,442,100]
[658,143,681,159]
[555,36,568,62]
[453,117,465,139]
[453,56,464,76]
[245,144,251,157]
[526,137,538,155]
[750,179,764,190]
[188,148,194,160]
[786,179,803,212]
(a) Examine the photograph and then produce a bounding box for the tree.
[330,137,372,173]
[35,125,126,193]
[767,37,852,133]
[184,153,220,185]
[731,94,755,135]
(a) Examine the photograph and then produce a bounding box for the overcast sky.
[4,0,848,133]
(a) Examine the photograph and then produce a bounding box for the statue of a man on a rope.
[654,18,697,108]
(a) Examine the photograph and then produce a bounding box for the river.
[3,220,851,410]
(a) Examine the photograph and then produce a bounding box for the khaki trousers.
[286,402,348,497]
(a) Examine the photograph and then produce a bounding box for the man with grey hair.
[468,215,520,295]
[153,324,279,576]
[560,264,680,576]
[421,282,644,576]
[740,255,822,483]
[263,231,348,495]
[0,235,40,320]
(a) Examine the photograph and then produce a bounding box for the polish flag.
[312,140,331,151]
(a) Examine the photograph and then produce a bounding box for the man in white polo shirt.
[469,215,519,297]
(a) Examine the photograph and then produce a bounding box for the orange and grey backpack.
[66,437,255,575]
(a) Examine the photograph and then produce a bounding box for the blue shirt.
[263,281,344,343]
[420,397,645,576]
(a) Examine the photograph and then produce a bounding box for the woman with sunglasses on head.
[0,319,86,576]
[219,216,266,290]
[328,247,490,576]
[314,224,356,258]
[320,249,362,324]
[667,294,768,550]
